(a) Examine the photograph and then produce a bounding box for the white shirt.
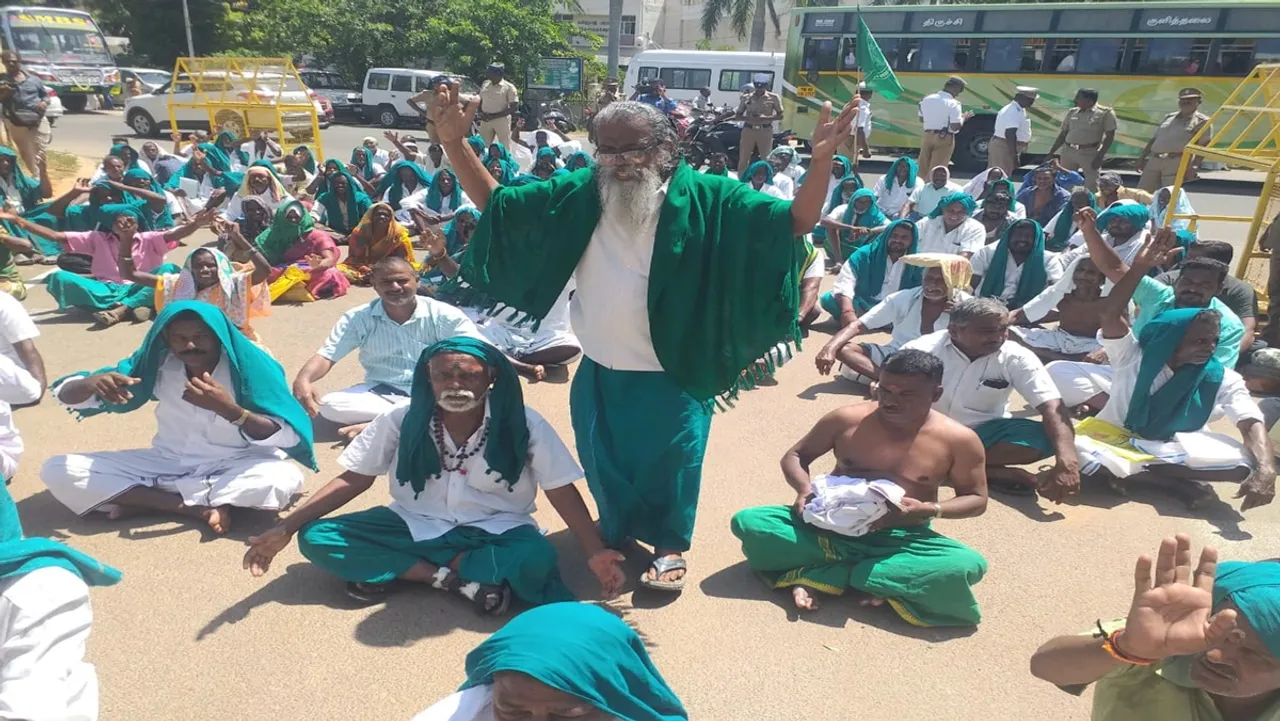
[902,330,1061,427]
[384,184,429,213]
[0,567,98,721]
[918,90,962,131]
[908,181,963,217]
[859,287,971,351]
[571,188,665,371]
[220,187,294,222]
[969,245,1064,301]
[369,147,391,166]
[338,402,582,542]
[771,173,795,200]
[1097,331,1262,430]
[832,255,905,302]
[56,353,299,467]
[873,176,924,217]
[994,101,1031,143]
[0,351,39,481]
[0,293,37,370]
[916,215,986,256]
[750,182,787,200]
[1054,230,1148,289]
[856,102,872,142]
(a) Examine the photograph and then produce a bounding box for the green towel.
[1124,307,1224,440]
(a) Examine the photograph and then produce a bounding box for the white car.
[123,72,326,140]
[119,67,172,95]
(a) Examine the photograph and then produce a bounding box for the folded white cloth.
[802,474,906,537]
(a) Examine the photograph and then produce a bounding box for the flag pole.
[853,0,862,168]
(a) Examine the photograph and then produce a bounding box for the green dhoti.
[297,506,573,605]
[45,263,179,312]
[570,357,712,552]
[730,504,987,627]
[973,418,1055,459]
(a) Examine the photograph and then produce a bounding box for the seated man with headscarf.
[1065,229,1272,510]
[820,220,920,328]
[915,191,985,259]
[1010,256,1107,364]
[818,253,972,387]
[0,481,121,720]
[1032,534,1280,721]
[245,339,627,614]
[901,165,962,221]
[293,258,484,437]
[970,218,1063,311]
[1048,212,1243,415]
[903,297,1081,499]
[732,349,989,625]
[1156,239,1259,359]
[1052,202,1152,282]
[40,303,315,535]
[819,187,889,266]
[872,156,923,218]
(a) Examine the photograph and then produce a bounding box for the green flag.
[856,16,904,100]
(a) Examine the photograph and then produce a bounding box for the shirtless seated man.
[1009,257,1107,365]
[730,349,990,627]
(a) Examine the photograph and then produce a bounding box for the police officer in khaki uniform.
[1047,88,1117,191]
[476,62,519,148]
[735,73,783,175]
[1137,87,1213,192]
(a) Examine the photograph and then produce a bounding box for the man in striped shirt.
[292,257,484,439]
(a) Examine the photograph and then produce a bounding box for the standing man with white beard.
[430,87,858,593]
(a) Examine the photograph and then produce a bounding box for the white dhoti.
[318,382,412,425]
[1011,326,1102,356]
[1046,361,1115,407]
[1075,420,1253,479]
[838,341,899,382]
[464,306,580,362]
[40,448,304,516]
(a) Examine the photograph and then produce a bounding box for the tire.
[62,94,88,113]
[378,105,399,128]
[214,109,246,138]
[127,109,158,137]
[953,116,996,173]
[683,143,707,170]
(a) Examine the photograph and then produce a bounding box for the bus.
[0,6,118,113]
[784,1,1280,170]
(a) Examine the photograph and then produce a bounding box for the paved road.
[10,111,1277,721]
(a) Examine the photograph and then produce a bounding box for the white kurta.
[0,566,98,721]
[832,255,905,303]
[872,176,924,217]
[915,216,986,256]
[413,686,494,721]
[969,245,1063,302]
[0,351,41,482]
[40,352,305,515]
[220,188,294,222]
[467,282,580,359]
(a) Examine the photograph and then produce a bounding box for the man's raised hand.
[809,99,859,160]
[431,82,479,145]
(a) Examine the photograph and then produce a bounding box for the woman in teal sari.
[419,207,480,298]
[349,145,383,187]
[485,156,516,185]
[818,187,889,264]
[313,160,371,241]
[564,151,592,172]
[121,167,176,230]
[412,602,687,721]
[485,143,521,178]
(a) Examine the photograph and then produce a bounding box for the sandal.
[13,254,33,266]
[986,477,1038,497]
[430,567,512,617]
[345,580,400,604]
[639,555,687,592]
[92,307,128,329]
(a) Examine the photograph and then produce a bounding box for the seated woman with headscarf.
[214,129,250,171]
[218,162,293,225]
[279,145,317,198]
[801,153,857,205]
[970,219,1062,311]
[421,169,470,224]
[139,140,185,184]
[741,160,787,199]
[377,161,434,223]
[819,187,889,265]
[310,160,371,243]
[1016,165,1072,228]
[1150,185,1195,232]
[1045,187,1096,251]
[872,156,924,218]
[769,145,804,183]
[348,146,385,196]
[820,218,921,327]
[256,200,350,303]
[164,142,239,213]
[817,252,973,387]
[219,196,272,261]
[119,167,181,229]
[484,143,522,177]
[418,208,479,297]
[89,143,146,184]
[410,602,687,720]
[1032,537,1280,721]
[483,156,516,186]
[339,203,416,286]
[563,151,592,173]
[764,148,797,199]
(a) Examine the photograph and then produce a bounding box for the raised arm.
[106,179,166,209]
[345,165,379,196]
[791,100,858,235]
[162,209,215,244]
[115,243,158,287]
[40,178,91,220]
[1,211,65,245]
[432,83,497,211]
[224,223,271,284]
[1076,206,1127,282]
[0,232,32,257]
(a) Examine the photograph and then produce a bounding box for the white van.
[361,67,481,128]
[623,50,785,110]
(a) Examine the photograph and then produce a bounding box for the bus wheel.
[62,95,88,113]
[953,117,995,173]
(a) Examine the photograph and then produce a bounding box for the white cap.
[857,82,868,90]
[1015,86,1038,96]
[752,73,771,84]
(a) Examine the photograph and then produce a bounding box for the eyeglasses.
[595,142,661,166]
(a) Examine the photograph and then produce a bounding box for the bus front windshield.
[6,11,112,65]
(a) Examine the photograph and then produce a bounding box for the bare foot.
[92,306,129,329]
[106,505,143,521]
[986,466,1039,496]
[1174,480,1218,511]
[859,595,886,608]
[337,423,369,441]
[530,364,545,383]
[202,505,232,534]
[792,586,820,611]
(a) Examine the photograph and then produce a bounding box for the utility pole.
[181,0,196,57]
[606,0,622,81]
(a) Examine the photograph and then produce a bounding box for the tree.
[700,0,837,52]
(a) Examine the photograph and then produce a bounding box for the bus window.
[1256,38,1280,66]
[1130,38,1210,75]
[900,38,970,71]
[1049,40,1079,72]
[841,38,857,71]
[1214,40,1278,75]
[1075,39,1124,73]
[802,38,840,74]
[979,38,1045,73]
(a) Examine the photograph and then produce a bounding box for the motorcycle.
[682,107,793,170]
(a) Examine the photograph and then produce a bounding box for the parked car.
[361,67,479,128]
[123,72,327,140]
[119,67,171,96]
[299,69,362,123]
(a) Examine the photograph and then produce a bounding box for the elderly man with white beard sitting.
[428,88,859,593]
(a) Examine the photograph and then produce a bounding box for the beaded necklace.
[433,416,490,474]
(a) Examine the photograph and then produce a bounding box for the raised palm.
[1120,534,1238,661]
[429,84,478,146]
[809,99,858,159]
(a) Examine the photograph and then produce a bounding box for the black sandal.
[986,478,1038,497]
[345,580,400,604]
[430,567,512,616]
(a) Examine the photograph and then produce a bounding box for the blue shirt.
[318,296,484,392]
[1131,276,1245,367]
[637,94,677,114]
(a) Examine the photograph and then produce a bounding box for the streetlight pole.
[181,0,196,57]
[606,0,622,81]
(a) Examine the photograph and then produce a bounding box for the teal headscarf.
[425,169,463,213]
[0,482,120,586]
[1096,202,1151,236]
[255,200,314,265]
[445,206,481,256]
[52,301,317,470]
[108,142,144,172]
[1213,561,1280,659]
[376,161,433,209]
[840,187,889,233]
[489,144,523,177]
[293,145,317,174]
[801,154,856,186]
[564,151,593,172]
[740,160,774,188]
[845,219,923,312]
[466,135,487,157]
[0,147,40,210]
[350,146,379,181]
[1050,189,1095,252]
[1124,307,1225,440]
[884,156,918,191]
[979,219,1049,310]
[315,160,371,234]
[988,178,1020,211]
[216,130,249,167]
[164,143,241,193]
[123,167,174,230]
[814,173,864,242]
[486,156,517,185]
[461,602,688,721]
[928,191,976,219]
[61,181,119,232]
[394,338,527,497]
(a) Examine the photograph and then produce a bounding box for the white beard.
[597,167,664,229]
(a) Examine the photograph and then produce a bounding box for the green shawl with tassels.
[461,162,804,406]
[52,301,317,470]
[395,338,528,497]
[979,219,1049,310]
